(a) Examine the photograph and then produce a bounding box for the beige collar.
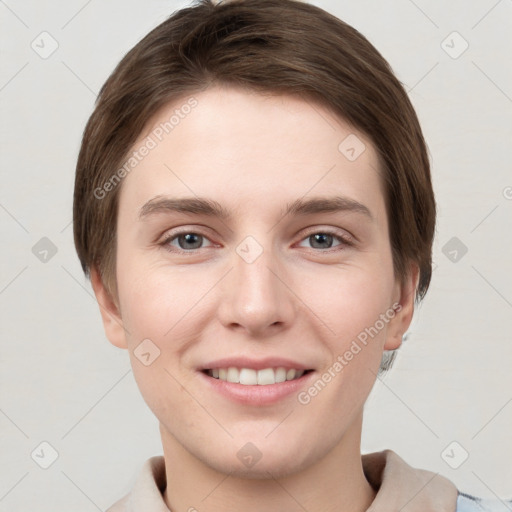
[108,449,458,511]
[362,449,458,511]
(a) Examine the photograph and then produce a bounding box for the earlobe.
[90,267,128,349]
[384,263,420,351]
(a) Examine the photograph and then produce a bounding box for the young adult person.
[73,1,510,510]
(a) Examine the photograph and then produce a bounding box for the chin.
[213,451,312,480]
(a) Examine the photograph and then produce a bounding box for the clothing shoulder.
[105,456,169,512]
[457,491,512,511]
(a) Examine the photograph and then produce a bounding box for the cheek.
[301,263,395,350]
[116,262,202,418]
[116,256,198,343]
[297,272,393,426]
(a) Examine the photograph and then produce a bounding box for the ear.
[90,267,128,349]
[384,262,420,351]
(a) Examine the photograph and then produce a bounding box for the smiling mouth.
[203,367,314,385]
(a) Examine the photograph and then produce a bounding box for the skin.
[92,85,419,512]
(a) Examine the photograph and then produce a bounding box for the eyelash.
[158,228,354,254]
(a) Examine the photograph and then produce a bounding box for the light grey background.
[1,0,511,510]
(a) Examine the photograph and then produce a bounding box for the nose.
[216,240,296,338]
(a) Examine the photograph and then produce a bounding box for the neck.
[160,412,376,512]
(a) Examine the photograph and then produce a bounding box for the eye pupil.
[310,233,333,249]
[179,233,202,249]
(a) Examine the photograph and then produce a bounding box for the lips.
[199,366,314,405]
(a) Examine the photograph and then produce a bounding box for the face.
[95,85,416,478]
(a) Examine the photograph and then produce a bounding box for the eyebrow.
[139,195,373,222]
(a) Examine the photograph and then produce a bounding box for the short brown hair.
[74,0,435,313]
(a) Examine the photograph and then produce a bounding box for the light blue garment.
[457,491,512,511]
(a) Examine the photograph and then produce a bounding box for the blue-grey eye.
[309,233,334,249]
[176,233,204,250]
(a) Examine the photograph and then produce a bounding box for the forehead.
[118,86,387,227]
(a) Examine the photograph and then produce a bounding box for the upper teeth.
[208,367,305,385]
